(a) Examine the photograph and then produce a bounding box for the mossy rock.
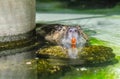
[36,45,115,65]
[80,45,115,64]
[36,46,68,58]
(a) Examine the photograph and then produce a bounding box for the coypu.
[36,24,88,59]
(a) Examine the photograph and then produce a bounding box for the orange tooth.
[71,37,76,48]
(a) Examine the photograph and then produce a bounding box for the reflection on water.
[0,50,37,79]
[36,57,120,79]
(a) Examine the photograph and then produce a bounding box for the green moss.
[80,45,115,64]
[89,37,108,45]
[0,37,36,51]
[36,46,67,58]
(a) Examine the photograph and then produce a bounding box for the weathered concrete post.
[0,0,36,55]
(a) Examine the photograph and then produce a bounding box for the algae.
[36,45,115,65]
[80,45,115,64]
[0,37,36,51]
[36,46,67,58]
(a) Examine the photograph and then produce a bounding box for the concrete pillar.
[0,0,36,54]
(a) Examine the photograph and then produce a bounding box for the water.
[36,13,120,79]
[0,13,120,79]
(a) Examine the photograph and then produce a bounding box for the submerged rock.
[36,45,115,65]
[29,59,70,75]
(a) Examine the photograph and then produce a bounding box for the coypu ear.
[54,25,68,31]
[62,25,70,32]
[76,25,82,30]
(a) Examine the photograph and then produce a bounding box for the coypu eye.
[75,30,78,32]
[69,30,72,32]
